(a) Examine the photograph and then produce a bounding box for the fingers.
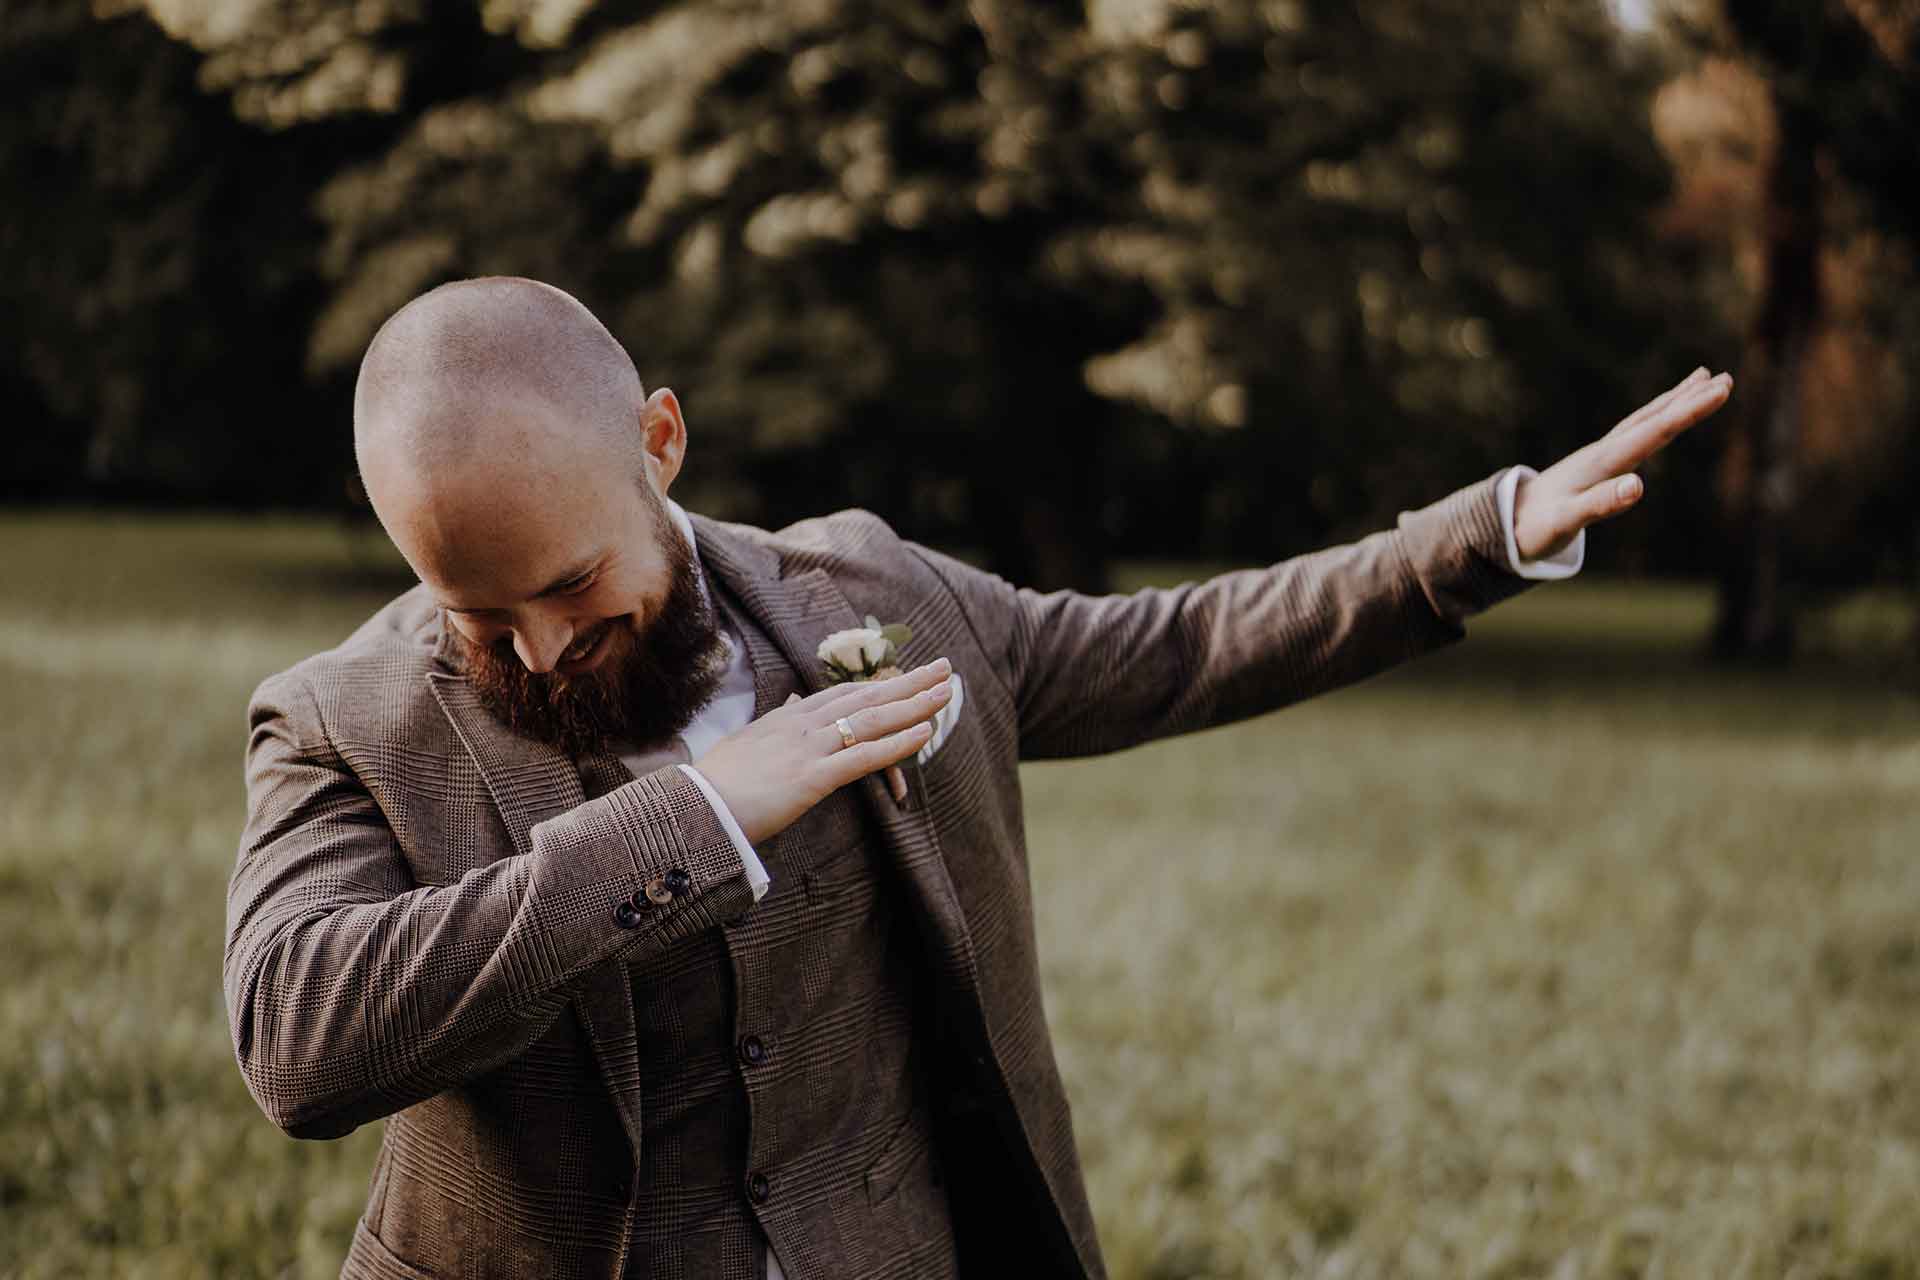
[821,673,951,752]
[1608,367,1709,439]
[783,667,925,794]
[1609,373,1731,467]
[1578,473,1644,527]
[1529,472,1645,557]
[824,720,936,782]
[1556,368,1708,486]
[810,657,952,719]
[779,683,908,809]
[1580,372,1732,486]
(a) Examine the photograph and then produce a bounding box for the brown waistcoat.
[582,585,958,1280]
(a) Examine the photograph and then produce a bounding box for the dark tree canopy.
[9,0,1910,619]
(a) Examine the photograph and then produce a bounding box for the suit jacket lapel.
[691,514,983,1004]
[418,512,984,1168]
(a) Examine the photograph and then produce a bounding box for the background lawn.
[3,512,1917,1278]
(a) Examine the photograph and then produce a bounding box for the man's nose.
[512,618,574,674]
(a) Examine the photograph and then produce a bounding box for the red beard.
[461,498,730,759]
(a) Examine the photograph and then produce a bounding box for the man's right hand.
[692,657,953,845]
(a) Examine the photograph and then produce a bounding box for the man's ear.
[640,387,687,493]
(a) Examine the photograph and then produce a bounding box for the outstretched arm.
[907,368,1732,761]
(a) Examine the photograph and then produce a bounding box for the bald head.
[354,276,646,501]
[351,276,691,630]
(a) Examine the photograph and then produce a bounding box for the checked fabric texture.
[225,468,1533,1279]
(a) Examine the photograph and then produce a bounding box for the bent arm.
[908,469,1532,760]
[677,762,772,902]
[224,671,756,1140]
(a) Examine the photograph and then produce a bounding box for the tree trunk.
[1710,88,1820,662]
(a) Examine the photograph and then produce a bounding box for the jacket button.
[738,1034,768,1067]
[746,1170,771,1204]
[612,900,643,929]
[640,876,673,906]
[663,866,692,895]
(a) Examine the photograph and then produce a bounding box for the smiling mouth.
[560,621,615,668]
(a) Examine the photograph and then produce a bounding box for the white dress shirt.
[617,470,1578,1280]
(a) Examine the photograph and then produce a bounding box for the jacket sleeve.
[904,468,1535,761]
[224,668,758,1140]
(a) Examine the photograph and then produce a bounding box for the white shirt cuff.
[1497,464,1585,580]
[675,763,771,903]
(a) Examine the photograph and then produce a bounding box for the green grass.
[4,511,1918,1278]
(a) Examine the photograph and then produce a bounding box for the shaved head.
[350,275,726,756]
[354,275,645,504]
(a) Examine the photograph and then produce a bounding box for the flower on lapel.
[817,615,913,684]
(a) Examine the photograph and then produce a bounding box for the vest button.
[738,1034,768,1066]
[746,1170,772,1204]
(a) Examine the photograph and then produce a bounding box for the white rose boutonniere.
[815,615,913,685]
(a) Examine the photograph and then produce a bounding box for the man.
[226,276,1731,1280]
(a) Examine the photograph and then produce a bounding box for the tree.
[0,0,326,502]
[1662,0,1920,660]
[1056,0,1727,559]
[138,0,1711,587]
[140,0,1148,586]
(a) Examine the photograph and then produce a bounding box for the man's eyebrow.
[443,555,606,614]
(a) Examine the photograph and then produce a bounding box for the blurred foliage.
[0,0,317,503]
[1060,0,1726,562]
[4,0,1912,607]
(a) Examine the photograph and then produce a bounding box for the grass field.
[3,511,1918,1278]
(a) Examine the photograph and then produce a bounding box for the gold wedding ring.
[835,716,858,749]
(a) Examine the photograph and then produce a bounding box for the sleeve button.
[612,900,643,929]
[662,867,692,895]
[642,876,674,906]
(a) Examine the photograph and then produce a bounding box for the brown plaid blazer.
[226,469,1533,1279]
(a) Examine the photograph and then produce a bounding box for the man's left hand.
[787,690,908,805]
[1513,366,1733,562]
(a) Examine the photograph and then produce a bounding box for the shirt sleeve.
[1497,464,1585,580]
[675,763,771,903]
